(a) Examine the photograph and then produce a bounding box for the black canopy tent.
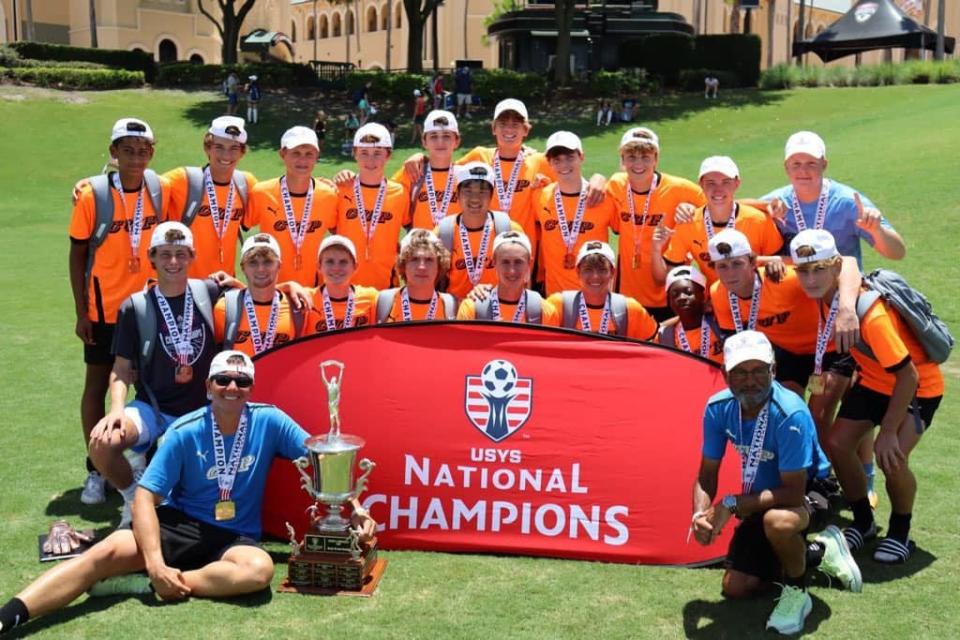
[794,0,955,62]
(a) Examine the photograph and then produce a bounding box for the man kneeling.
[0,351,375,634]
[690,331,860,635]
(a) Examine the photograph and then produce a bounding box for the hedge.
[2,67,144,90]
[628,34,695,86]
[692,35,761,87]
[759,60,960,89]
[471,69,548,104]
[346,70,430,103]
[155,62,317,88]
[8,41,155,82]
[587,69,647,97]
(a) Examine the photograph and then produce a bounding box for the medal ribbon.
[242,290,280,354]
[489,288,527,323]
[322,286,355,331]
[211,408,249,503]
[740,400,771,496]
[814,292,840,376]
[629,173,659,258]
[111,172,145,259]
[553,181,588,257]
[279,176,314,259]
[203,167,236,252]
[401,288,439,321]
[425,166,456,225]
[703,203,737,240]
[577,293,611,334]
[493,149,524,213]
[792,179,830,231]
[353,178,387,255]
[676,317,712,358]
[728,273,762,333]
[458,214,494,286]
[154,285,195,365]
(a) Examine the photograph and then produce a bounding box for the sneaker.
[80,471,107,505]
[842,522,877,552]
[766,584,812,635]
[88,574,152,597]
[814,525,863,592]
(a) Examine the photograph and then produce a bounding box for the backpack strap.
[130,289,163,419]
[473,297,492,320]
[525,290,543,324]
[440,293,457,319]
[188,279,215,332]
[180,166,204,226]
[142,169,164,220]
[491,211,512,235]
[232,171,249,208]
[222,288,245,349]
[437,216,456,250]
[609,293,629,337]
[376,288,399,324]
[561,291,579,329]
[86,174,115,293]
[853,290,883,361]
[658,322,676,347]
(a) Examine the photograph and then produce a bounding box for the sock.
[806,541,825,569]
[888,512,912,543]
[119,482,138,504]
[252,108,258,123]
[784,572,807,590]
[247,107,253,121]
[86,456,96,473]
[863,462,875,493]
[0,598,29,633]
[849,496,874,532]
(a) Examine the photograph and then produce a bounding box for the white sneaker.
[80,471,107,505]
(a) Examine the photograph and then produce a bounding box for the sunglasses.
[210,374,253,388]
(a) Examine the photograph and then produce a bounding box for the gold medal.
[563,253,576,269]
[215,500,236,521]
[807,374,825,396]
[128,256,141,273]
[175,364,193,384]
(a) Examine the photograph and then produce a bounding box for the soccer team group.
[0,96,946,636]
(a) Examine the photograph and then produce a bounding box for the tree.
[89,0,98,48]
[198,0,259,65]
[403,0,443,72]
[553,0,575,85]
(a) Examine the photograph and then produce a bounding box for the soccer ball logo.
[465,359,533,442]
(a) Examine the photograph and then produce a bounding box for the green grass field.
[0,84,957,639]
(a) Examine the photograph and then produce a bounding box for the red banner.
[253,322,740,565]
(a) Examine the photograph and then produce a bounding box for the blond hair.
[397,229,451,283]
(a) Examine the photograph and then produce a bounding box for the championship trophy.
[279,360,387,595]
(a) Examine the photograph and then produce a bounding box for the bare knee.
[763,509,803,541]
[722,570,760,599]
[225,547,275,590]
[247,557,275,590]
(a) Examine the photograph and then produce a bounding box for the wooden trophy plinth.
[279,527,387,597]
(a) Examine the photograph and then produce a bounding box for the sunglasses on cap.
[210,374,253,388]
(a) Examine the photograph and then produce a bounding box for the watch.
[721,494,738,515]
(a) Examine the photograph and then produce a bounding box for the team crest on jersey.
[855,2,878,22]
[465,359,533,442]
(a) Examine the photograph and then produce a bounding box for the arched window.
[367,6,378,32]
[158,38,177,63]
[189,53,204,64]
[395,2,402,29]
[332,13,342,37]
[319,14,329,39]
[347,10,355,36]
[291,20,297,42]
[307,15,316,40]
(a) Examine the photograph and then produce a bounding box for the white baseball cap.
[318,234,358,261]
[281,126,319,151]
[785,131,826,160]
[545,130,583,155]
[492,230,532,256]
[149,221,194,251]
[619,127,659,151]
[455,161,495,188]
[698,156,739,180]
[208,115,248,144]
[708,229,753,262]
[790,229,840,264]
[665,265,707,292]
[353,122,393,148]
[576,240,616,267]
[111,117,154,143]
[248,75,258,81]
[209,350,255,381]
[493,98,529,122]
[240,233,281,262]
[723,330,774,372]
[424,110,459,134]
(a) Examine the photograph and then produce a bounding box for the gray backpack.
[473,290,544,324]
[179,166,249,227]
[221,288,305,348]
[376,288,457,323]
[436,212,513,251]
[855,269,954,364]
[560,291,629,337]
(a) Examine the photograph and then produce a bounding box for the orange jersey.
[244,177,338,286]
[536,183,618,295]
[606,172,706,309]
[391,163,461,229]
[457,293,560,325]
[69,175,171,323]
[334,179,409,290]
[848,298,944,398]
[437,214,522,299]
[457,146,554,249]
[710,268,819,354]
[544,292,658,341]
[163,168,257,279]
[658,319,725,365]
[378,288,456,323]
[212,291,300,357]
[304,285,378,334]
[663,204,782,287]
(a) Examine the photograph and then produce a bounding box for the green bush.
[0,44,20,67]
[471,69,548,104]
[678,69,739,92]
[760,59,960,89]
[632,34,695,86]
[155,62,316,88]
[587,69,646,97]
[8,41,155,81]
[3,66,144,90]
[932,59,960,83]
[693,35,761,87]
[345,70,430,103]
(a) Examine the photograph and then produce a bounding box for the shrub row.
[343,69,549,105]
[2,67,144,90]
[616,34,760,88]
[760,59,960,89]
[154,62,317,88]
[346,70,431,103]
[7,41,155,81]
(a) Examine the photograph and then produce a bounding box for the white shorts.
[457,93,472,105]
[125,399,179,453]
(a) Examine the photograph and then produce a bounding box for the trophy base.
[278,531,386,596]
[278,558,387,597]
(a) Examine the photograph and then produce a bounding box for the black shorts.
[83,321,116,366]
[836,382,942,431]
[725,496,819,581]
[122,505,261,571]
[771,347,854,388]
[647,306,674,324]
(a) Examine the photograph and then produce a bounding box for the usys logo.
[855,2,878,22]
[465,359,533,442]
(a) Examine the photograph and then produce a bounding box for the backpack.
[658,313,724,350]
[436,212,513,252]
[854,269,954,364]
[375,288,456,323]
[179,167,249,228]
[221,288,304,349]
[86,170,164,292]
[560,291,629,337]
[474,290,544,324]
